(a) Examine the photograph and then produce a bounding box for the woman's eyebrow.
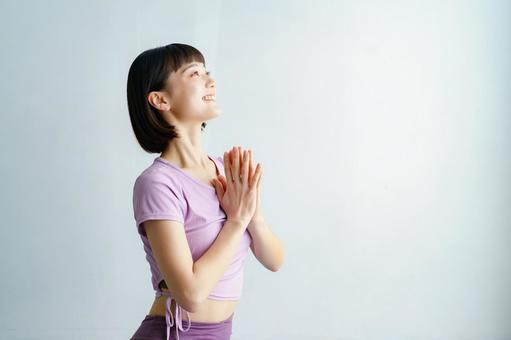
[181,63,204,74]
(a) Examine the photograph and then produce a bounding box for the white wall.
[0,0,509,339]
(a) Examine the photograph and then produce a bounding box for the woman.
[127,43,284,340]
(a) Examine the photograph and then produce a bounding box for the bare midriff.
[148,287,239,323]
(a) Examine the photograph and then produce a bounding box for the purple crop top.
[132,155,252,340]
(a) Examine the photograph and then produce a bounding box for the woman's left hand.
[216,146,263,225]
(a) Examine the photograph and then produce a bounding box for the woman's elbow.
[181,291,202,313]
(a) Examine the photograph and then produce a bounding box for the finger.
[255,179,260,204]
[212,177,224,197]
[218,175,228,191]
[242,150,249,186]
[257,168,262,190]
[250,163,261,190]
[255,164,262,189]
[223,152,233,187]
[229,149,236,182]
[248,150,253,185]
[228,147,235,182]
[233,147,244,183]
[233,147,240,183]
[237,146,243,171]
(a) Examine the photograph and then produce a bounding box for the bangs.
[164,44,206,77]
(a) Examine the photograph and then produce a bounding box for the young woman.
[127,43,284,340]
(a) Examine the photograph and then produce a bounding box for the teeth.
[203,95,215,101]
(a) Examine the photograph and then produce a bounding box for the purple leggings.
[130,313,234,340]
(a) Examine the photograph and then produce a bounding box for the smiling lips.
[202,94,216,102]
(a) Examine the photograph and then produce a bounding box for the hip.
[131,312,234,340]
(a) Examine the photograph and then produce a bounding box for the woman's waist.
[148,294,239,323]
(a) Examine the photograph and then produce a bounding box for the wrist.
[226,218,249,229]
[249,214,266,225]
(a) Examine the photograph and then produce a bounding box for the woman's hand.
[211,146,262,228]
[213,146,263,224]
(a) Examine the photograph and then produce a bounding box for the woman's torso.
[148,155,238,323]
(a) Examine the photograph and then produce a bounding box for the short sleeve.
[133,173,185,236]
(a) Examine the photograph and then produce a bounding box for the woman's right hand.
[212,146,262,228]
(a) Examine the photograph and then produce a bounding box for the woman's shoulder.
[134,158,184,191]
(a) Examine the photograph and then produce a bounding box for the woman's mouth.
[202,95,216,102]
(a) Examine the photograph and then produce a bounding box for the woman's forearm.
[248,216,285,272]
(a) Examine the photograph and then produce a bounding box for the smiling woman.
[126,43,282,340]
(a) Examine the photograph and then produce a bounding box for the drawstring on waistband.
[155,290,191,340]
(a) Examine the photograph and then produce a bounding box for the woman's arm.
[221,146,285,272]
[146,218,246,312]
[247,215,285,272]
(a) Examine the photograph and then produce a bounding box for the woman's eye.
[192,70,211,77]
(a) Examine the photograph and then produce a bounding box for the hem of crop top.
[158,280,241,300]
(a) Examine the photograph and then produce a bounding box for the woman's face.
[164,60,220,122]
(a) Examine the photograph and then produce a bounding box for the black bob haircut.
[127,43,207,154]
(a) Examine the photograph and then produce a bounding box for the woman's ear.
[147,91,171,111]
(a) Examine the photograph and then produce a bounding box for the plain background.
[1,0,510,339]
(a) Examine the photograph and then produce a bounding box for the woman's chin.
[209,107,222,116]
